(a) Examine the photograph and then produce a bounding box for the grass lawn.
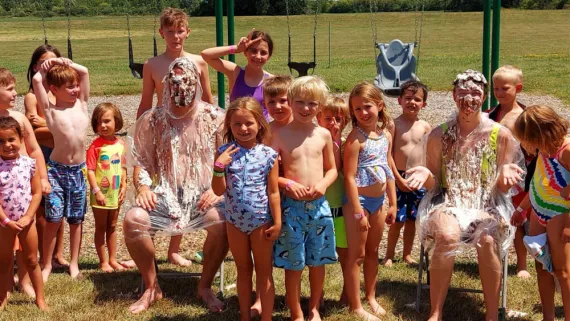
[0,10,569,104]
[0,257,564,321]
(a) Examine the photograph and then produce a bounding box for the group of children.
[0,6,569,321]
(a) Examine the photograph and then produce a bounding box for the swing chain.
[369,0,379,62]
[285,0,291,38]
[66,0,71,40]
[313,0,319,37]
[415,1,425,74]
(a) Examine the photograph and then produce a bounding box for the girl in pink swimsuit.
[0,116,47,310]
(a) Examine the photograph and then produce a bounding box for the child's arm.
[343,133,368,231]
[20,115,50,194]
[385,131,397,225]
[311,130,337,198]
[137,60,155,119]
[119,167,128,204]
[211,146,240,196]
[557,144,570,243]
[195,58,214,104]
[265,157,282,240]
[31,68,50,114]
[496,129,524,193]
[16,164,42,229]
[86,144,105,206]
[70,62,90,104]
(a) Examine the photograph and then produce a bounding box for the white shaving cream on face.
[453,69,487,116]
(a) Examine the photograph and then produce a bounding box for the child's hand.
[308,182,327,199]
[510,210,526,227]
[405,166,431,190]
[6,220,23,233]
[119,187,127,204]
[197,189,221,211]
[562,227,570,243]
[40,178,52,195]
[357,214,370,232]
[16,216,33,228]
[95,191,106,206]
[500,164,524,188]
[385,205,396,226]
[265,223,281,241]
[560,185,570,200]
[286,181,309,199]
[136,186,157,210]
[235,28,263,53]
[29,115,47,128]
[396,176,411,193]
[215,145,240,170]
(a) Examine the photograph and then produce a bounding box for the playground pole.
[328,21,331,68]
[227,0,235,63]
[491,0,501,108]
[215,0,225,109]
[482,0,492,111]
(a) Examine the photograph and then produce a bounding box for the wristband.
[515,206,525,213]
[334,140,341,149]
[213,170,225,177]
[354,212,364,219]
[92,187,101,195]
[1,217,10,227]
[285,180,295,191]
[229,45,236,54]
[214,161,226,169]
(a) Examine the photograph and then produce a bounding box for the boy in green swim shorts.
[317,96,350,305]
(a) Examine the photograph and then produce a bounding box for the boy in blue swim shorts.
[33,57,90,281]
[272,76,338,321]
[383,81,431,267]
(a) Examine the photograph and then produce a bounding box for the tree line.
[0,0,567,17]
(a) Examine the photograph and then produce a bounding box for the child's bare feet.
[250,298,262,318]
[403,255,418,265]
[19,281,36,298]
[353,308,380,321]
[120,260,137,269]
[36,299,49,311]
[100,263,114,273]
[368,298,386,316]
[109,261,125,271]
[516,269,531,279]
[129,285,163,314]
[168,253,192,267]
[69,264,82,279]
[381,257,394,267]
[41,267,51,283]
[197,288,223,313]
[308,308,322,321]
[52,256,69,268]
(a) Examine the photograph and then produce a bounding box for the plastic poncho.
[409,114,524,258]
[125,57,225,237]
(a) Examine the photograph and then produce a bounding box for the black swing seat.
[288,61,316,77]
[129,62,145,79]
[374,39,418,97]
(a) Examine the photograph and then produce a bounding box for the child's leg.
[0,228,17,310]
[337,247,349,304]
[226,222,254,321]
[307,266,325,321]
[168,235,192,267]
[54,223,68,266]
[546,214,570,321]
[41,221,62,282]
[250,223,275,321]
[364,209,386,316]
[18,222,48,310]
[68,222,83,279]
[16,250,35,297]
[93,208,112,272]
[514,226,530,278]
[382,222,403,267]
[36,206,46,264]
[285,269,304,321]
[402,220,417,264]
[106,209,123,271]
[529,212,554,321]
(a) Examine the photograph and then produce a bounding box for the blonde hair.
[224,97,271,145]
[513,105,569,154]
[263,75,292,99]
[46,65,79,88]
[349,81,390,130]
[492,65,523,85]
[319,97,350,127]
[287,76,329,106]
[160,7,188,29]
[91,103,123,133]
[0,68,15,88]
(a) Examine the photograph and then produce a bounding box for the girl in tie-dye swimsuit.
[512,105,570,321]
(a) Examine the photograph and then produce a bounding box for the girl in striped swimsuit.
[513,105,570,321]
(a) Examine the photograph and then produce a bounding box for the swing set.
[285,0,320,77]
[126,1,160,79]
[37,0,74,59]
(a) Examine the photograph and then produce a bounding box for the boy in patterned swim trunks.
[32,58,90,281]
[383,81,431,267]
[272,76,338,321]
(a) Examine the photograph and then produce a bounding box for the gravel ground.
[12,91,569,265]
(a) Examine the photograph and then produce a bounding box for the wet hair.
[249,30,274,57]
[513,105,569,154]
[46,65,79,88]
[399,80,429,102]
[160,7,188,29]
[91,102,124,133]
[318,97,350,127]
[288,76,329,107]
[0,68,15,88]
[349,81,390,130]
[0,116,22,138]
[27,44,62,91]
[493,65,523,85]
[263,74,292,99]
[224,97,271,145]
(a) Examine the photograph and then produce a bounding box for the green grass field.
[0,10,569,104]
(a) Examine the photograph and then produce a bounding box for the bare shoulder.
[418,119,432,132]
[315,126,331,137]
[184,52,208,67]
[559,140,570,168]
[8,109,26,121]
[24,92,38,110]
